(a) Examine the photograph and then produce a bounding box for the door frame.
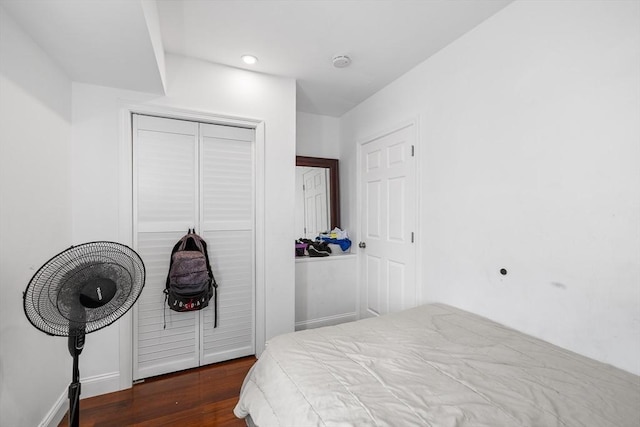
[117,103,265,390]
[355,117,421,318]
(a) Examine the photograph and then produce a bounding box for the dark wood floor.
[59,356,256,427]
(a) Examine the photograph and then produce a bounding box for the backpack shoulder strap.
[196,236,218,328]
[193,235,216,284]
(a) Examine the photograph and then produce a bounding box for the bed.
[234,303,640,426]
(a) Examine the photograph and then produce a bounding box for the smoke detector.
[332,55,351,68]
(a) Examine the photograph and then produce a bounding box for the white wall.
[0,6,73,427]
[295,112,342,236]
[340,0,640,375]
[296,111,340,158]
[70,54,296,396]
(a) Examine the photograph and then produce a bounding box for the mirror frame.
[296,156,340,230]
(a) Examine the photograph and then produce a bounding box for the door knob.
[358,241,366,249]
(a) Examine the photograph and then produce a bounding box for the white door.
[359,124,416,317]
[132,114,255,380]
[303,168,329,238]
[199,122,255,365]
[133,115,200,379]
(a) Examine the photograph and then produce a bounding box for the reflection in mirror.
[296,167,330,238]
[295,156,339,240]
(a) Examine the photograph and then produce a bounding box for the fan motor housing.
[79,278,117,308]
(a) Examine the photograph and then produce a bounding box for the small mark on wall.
[551,281,567,289]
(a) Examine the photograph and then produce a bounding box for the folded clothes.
[319,237,351,251]
[319,227,349,240]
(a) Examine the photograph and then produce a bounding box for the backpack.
[164,229,218,327]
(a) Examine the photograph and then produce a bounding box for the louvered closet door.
[133,115,200,380]
[200,123,255,365]
[132,115,255,381]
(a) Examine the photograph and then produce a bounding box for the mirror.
[295,156,340,239]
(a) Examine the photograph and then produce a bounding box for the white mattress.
[234,304,640,426]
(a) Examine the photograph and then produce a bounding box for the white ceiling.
[0,0,166,94]
[2,0,513,117]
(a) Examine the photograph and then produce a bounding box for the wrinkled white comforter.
[234,304,640,426]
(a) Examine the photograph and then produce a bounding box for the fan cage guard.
[23,241,145,337]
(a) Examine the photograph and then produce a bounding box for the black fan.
[23,241,145,427]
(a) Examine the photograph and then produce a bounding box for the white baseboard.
[40,372,121,427]
[81,371,121,399]
[295,312,357,331]
[39,389,67,427]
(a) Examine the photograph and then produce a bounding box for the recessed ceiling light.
[241,55,258,65]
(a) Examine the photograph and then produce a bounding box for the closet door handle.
[358,241,366,249]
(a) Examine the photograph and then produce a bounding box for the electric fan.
[23,241,145,427]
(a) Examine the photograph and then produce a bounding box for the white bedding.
[234,304,640,426]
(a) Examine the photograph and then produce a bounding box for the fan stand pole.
[68,334,85,427]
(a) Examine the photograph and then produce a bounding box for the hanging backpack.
[164,229,218,327]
